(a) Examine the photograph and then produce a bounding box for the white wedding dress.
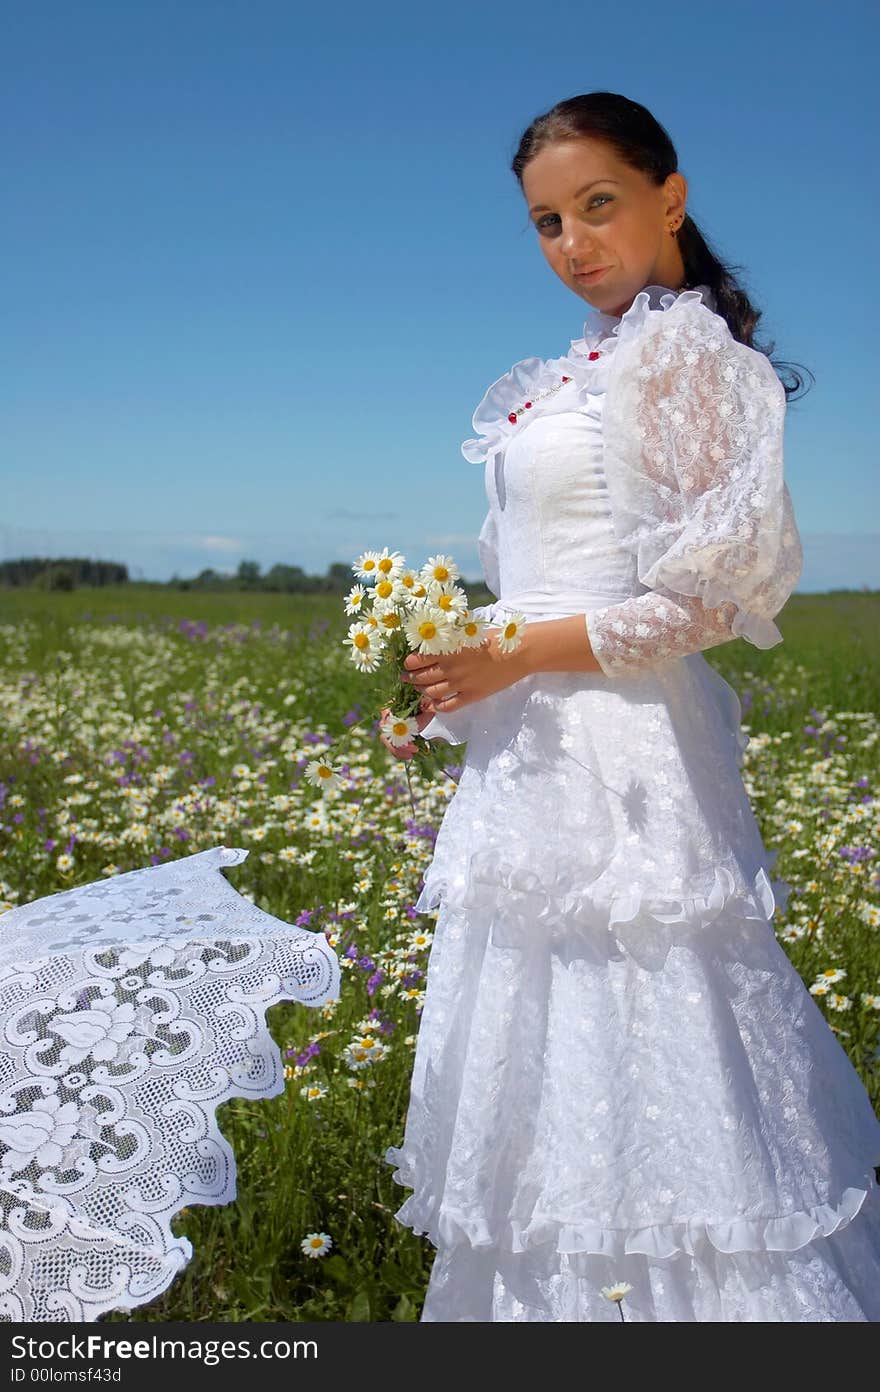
[384,284,880,1321]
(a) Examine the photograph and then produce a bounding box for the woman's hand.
[400,627,528,713]
[378,698,437,760]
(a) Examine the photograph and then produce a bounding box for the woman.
[381,90,880,1322]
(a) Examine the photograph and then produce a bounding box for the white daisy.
[421,554,460,587]
[373,606,405,634]
[300,1231,333,1259]
[304,759,343,793]
[343,621,386,672]
[496,612,527,653]
[352,550,383,582]
[402,606,458,656]
[371,575,407,608]
[373,548,406,580]
[381,712,420,748]
[344,585,370,616]
[425,583,470,619]
[457,611,489,648]
[600,1281,633,1302]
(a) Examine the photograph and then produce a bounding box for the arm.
[578,299,803,678]
[507,589,739,680]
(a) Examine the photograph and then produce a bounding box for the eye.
[535,195,613,231]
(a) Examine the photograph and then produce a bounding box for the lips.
[574,266,610,283]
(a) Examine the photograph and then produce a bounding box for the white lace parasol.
[0,845,341,1321]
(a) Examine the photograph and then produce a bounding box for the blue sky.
[3,0,877,591]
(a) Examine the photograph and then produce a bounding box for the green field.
[0,584,878,1321]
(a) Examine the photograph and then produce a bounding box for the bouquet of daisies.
[303,547,526,798]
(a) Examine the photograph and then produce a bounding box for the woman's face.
[521,137,688,318]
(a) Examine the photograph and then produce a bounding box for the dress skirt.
[384,624,880,1321]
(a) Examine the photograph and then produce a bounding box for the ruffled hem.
[460,284,716,466]
[413,841,790,971]
[383,1153,879,1262]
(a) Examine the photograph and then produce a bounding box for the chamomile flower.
[381,712,420,748]
[300,1232,333,1259]
[371,575,406,608]
[396,568,425,599]
[373,606,404,634]
[426,583,470,619]
[352,550,384,582]
[373,548,406,580]
[496,611,527,653]
[56,853,75,873]
[402,606,458,656]
[600,1281,633,1303]
[343,621,386,672]
[815,968,846,985]
[304,759,343,793]
[457,610,489,648]
[299,1083,328,1101]
[344,584,370,616]
[421,554,460,587]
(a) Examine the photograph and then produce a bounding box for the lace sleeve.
[586,298,803,679]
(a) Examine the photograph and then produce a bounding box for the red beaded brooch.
[506,351,601,425]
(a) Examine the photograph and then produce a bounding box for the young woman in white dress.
[381,90,880,1322]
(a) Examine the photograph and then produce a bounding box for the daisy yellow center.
[504,621,518,639]
[432,565,449,582]
[392,721,408,736]
[378,557,393,574]
[437,595,452,610]
[463,621,477,636]
[309,1238,324,1249]
[317,765,333,779]
[366,616,378,627]
[363,559,377,573]
[402,575,414,589]
[381,612,401,628]
[418,621,437,641]
[376,579,394,598]
[354,632,370,650]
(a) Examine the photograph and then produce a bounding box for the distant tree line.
[0,557,129,590]
[174,560,355,593]
[0,555,485,596]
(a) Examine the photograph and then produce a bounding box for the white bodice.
[488,397,643,604]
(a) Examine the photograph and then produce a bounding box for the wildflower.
[381,713,420,749]
[427,583,469,619]
[402,606,457,656]
[343,622,386,673]
[56,853,75,873]
[344,585,369,616]
[421,554,460,588]
[299,1084,328,1101]
[304,760,342,793]
[496,612,527,653]
[300,1232,333,1259]
[458,611,489,648]
[600,1281,633,1303]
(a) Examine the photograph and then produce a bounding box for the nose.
[558,221,600,264]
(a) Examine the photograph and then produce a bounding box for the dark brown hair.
[511,91,813,402]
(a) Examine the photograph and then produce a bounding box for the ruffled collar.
[461,282,717,465]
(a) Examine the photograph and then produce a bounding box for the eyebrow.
[528,179,621,215]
